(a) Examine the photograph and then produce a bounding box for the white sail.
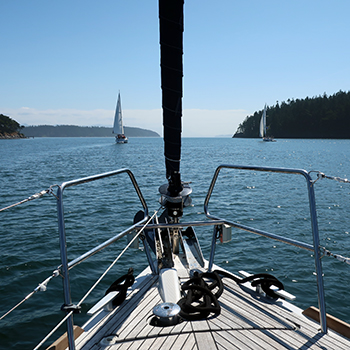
[113,92,124,135]
[259,104,267,138]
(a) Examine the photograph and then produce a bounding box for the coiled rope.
[177,270,284,321]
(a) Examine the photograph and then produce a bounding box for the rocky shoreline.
[0,132,27,139]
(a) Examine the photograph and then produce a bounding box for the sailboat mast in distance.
[259,104,266,139]
[259,104,276,142]
[112,92,128,143]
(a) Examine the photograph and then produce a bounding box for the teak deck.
[72,266,350,350]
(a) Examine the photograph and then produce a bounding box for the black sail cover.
[159,0,184,196]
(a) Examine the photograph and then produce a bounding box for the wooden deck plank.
[220,296,277,330]
[185,333,198,350]
[133,336,158,350]
[212,307,249,330]
[224,296,348,348]
[229,329,277,350]
[212,332,241,350]
[77,274,158,350]
[209,316,242,332]
[220,285,295,330]
[168,332,191,350]
[110,288,161,350]
[152,322,190,350]
[216,343,228,350]
[145,331,168,350]
[133,321,189,350]
[75,265,350,350]
[269,329,324,350]
[215,331,255,350]
[220,279,350,349]
[237,290,350,350]
[206,318,222,331]
[190,320,218,350]
[235,330,285,350]
[283,311,350,349]
[112,285,159,337]
[158,334,183,350]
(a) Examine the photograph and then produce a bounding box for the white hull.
[262,137,276,142]
[115,135,128,143]
[113,93,127,142]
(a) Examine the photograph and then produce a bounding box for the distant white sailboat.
[113,92,128,143]
[259,104,275,141]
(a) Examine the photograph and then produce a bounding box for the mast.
[159,0,184,197]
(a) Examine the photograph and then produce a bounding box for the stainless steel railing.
[54,165,329,350]
[203,164,327,333]
[56,168,148,350]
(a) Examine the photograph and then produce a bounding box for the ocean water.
[0,137,349,349]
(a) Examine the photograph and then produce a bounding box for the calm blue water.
[0,137,349,349]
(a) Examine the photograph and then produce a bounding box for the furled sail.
[159,0,184,195]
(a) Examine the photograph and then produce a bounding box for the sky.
[1,0,349,137]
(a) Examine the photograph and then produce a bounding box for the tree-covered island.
[233,90,350,139]
[0,114,25,138]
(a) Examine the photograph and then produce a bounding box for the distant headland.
[21,125,160,138]
[0,114,160,138]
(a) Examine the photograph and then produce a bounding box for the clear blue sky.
[1,0,349,137]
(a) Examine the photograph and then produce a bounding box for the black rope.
[217,270,284,300]
[105,267,135,307]
[177,271,222,321]
[177,270,284,321]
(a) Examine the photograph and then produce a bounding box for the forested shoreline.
[0,114,160,138]
[233,90,350,139]
[2,91,350,139]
